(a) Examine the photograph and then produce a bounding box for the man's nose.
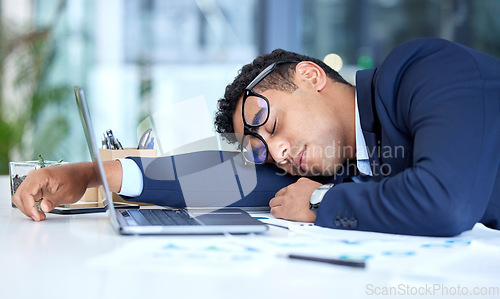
[267,137,290,163]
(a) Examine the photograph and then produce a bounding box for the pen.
[146,137,154,149]
[114,137,123,150]
[103,133,112,149]
[138,128,153,149]
[223,233,364,269]
[102,129,124,150]
[284,253,366,269]
[264,223,289,230]
[102,134,108,149]
[106,129,116,150]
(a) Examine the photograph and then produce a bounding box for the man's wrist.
[78,161,100,189]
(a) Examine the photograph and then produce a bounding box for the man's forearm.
[87,160,123,193]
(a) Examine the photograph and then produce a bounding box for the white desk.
[1,175,499,299]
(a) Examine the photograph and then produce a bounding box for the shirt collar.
[355,91,373,176]
[355,91,369,161]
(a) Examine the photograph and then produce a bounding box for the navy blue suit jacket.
[125,38,500,236]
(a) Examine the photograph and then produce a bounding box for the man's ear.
[295,61,327,92]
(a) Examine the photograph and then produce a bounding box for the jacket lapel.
[356,68,383,181]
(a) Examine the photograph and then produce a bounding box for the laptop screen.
[74,86,120,229]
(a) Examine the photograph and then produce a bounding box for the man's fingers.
[275,186,288,197]
[12,164,93,221]
[17,192,44,221]
[15,186,35,217]
[40,197,56,213]
[271,205,293,221]
[270,206,283,219]
[26,198,40,221]
[21,193,58,222]
[26,194,46,222]
[34,207,46,221]
[269,196,283,208]
[14,171,48,221]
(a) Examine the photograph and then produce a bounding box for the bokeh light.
[357,56,374,70]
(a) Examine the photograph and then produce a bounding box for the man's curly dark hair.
[214,48,351,144]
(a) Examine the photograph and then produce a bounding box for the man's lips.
[293,146,307,172]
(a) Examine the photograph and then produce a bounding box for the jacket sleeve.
[315,38,500,236]
[119,150,300,207]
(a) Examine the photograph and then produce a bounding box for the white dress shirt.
[116,158,143,197]
[355,92,373,177]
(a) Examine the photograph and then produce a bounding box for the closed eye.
[271,119,277,135]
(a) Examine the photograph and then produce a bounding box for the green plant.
[0,1,69,174]
[37,154,64,168]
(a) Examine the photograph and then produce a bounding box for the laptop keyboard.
[125,209,201,226]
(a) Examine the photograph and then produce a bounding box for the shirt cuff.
[116,158,144,197]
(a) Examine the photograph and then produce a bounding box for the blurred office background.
[0,0,499,173]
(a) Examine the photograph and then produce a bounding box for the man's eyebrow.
[252,108,266,126]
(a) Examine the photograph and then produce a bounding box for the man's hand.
[12,162,95,221]
[11,160,123,222]
[269,177,323,222]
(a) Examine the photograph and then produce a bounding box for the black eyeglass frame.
[241,61,300,164]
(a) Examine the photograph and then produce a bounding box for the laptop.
[73,86,268,235]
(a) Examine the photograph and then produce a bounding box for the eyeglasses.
[241,61,299,164]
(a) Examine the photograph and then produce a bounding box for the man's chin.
[274,161,340,177]
[287,167,331,177]
[299,164,343,177]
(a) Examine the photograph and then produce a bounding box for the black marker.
[284,253,366,269]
